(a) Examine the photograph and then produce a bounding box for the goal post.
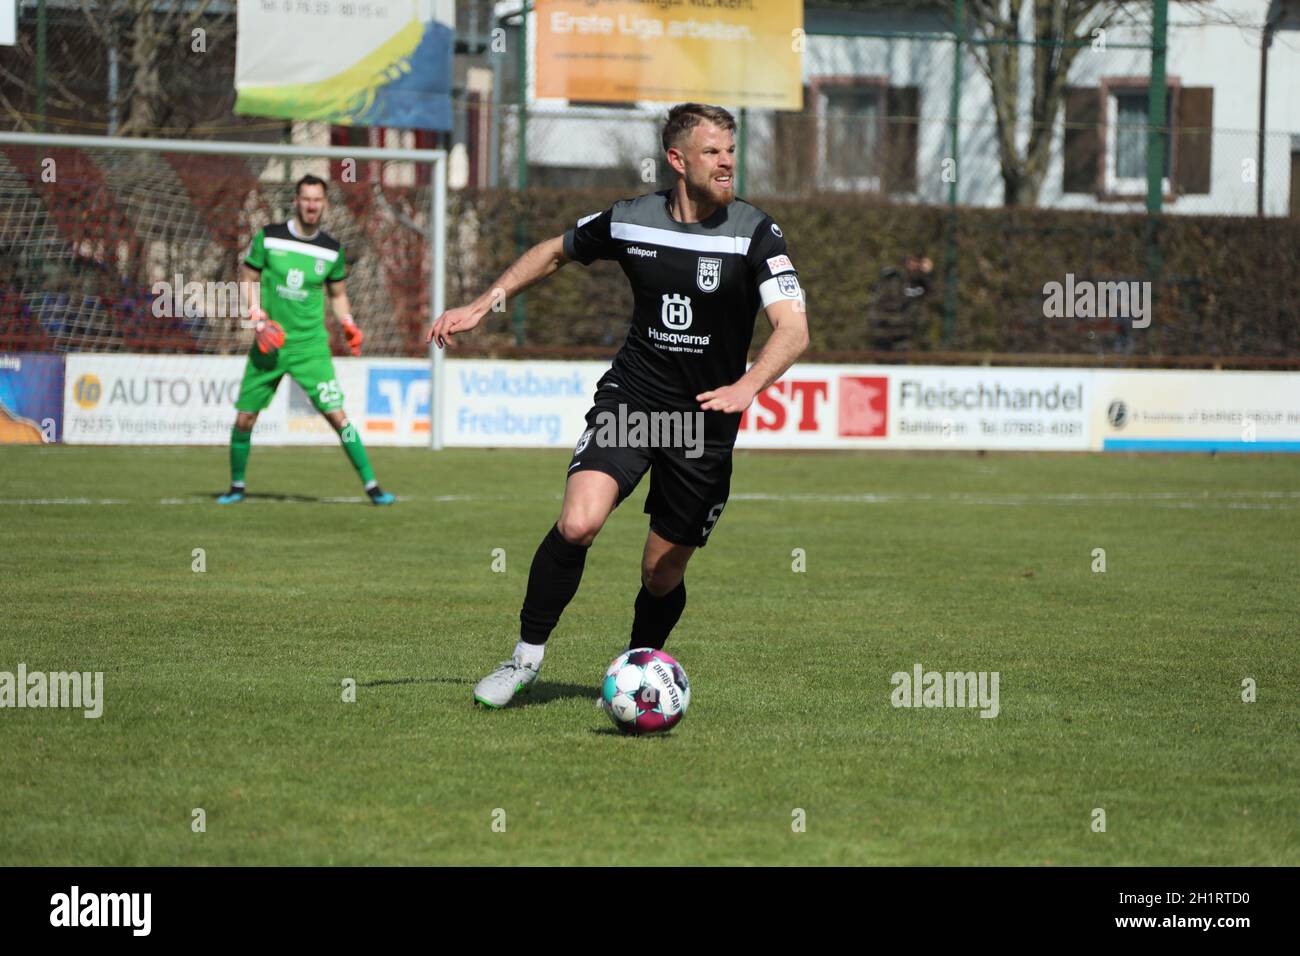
[0,131,448,449]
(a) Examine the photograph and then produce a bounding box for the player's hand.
[255,318,285,353]
[340,314,363,357]
[697,382,757,414]
[428,305,483,349]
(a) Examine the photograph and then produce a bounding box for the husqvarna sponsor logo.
[648,327,710,348]
[661,293,693,330]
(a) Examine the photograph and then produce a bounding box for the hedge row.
[445,189,1300,359]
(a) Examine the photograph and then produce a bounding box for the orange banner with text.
[535,0,803,109]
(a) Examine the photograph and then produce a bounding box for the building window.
[775,79,918,196]
[819,84,885,192]
[1107,89,1171,195]
[1065,80,1212,199]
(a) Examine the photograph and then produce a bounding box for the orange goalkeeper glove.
[254,315,285,353]
[340,314,363,356]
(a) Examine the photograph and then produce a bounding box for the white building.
[506,0,1300,215]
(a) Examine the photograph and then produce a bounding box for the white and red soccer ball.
[600,648,691,735]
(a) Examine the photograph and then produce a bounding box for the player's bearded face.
[679,123,736,206]
[295,186,327,227]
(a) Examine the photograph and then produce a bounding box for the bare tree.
[964,0,1149,206]
[75,0,234,136]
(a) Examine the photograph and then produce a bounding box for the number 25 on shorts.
[316,379,342,406]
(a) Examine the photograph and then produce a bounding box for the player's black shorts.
[566,386,732,548]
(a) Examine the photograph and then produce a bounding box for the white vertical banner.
[1,1,17,47]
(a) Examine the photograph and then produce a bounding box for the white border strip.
[264,236,339,262]
[611,222,751,255]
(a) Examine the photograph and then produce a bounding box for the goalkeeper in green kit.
[218,174,395,505]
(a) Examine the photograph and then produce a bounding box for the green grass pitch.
[1,445,1297,865]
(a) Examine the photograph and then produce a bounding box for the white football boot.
[473,658,540,709]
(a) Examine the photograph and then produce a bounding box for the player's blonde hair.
[661,104,736,153]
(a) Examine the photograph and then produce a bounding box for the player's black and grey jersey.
[563,190,804,446]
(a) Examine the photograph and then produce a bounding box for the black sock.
[630,580,686,651]
[519,524,590,645]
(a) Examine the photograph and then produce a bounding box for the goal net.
[0,133,447,448]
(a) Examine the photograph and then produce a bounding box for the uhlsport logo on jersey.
[839,375,888,437]
[366,367,431,435]
[696,257,721,293]
[660,293,692,330]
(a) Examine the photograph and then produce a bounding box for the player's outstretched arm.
[697,298,810,413]
[240,263,285,352]
[240,264,265,324]
[428,235,569,348]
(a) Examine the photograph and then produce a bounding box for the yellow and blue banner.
[234,0,454,130]
[0,354,63,444]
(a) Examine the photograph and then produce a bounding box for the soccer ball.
[600,648,691,735]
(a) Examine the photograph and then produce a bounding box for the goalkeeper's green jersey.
[244,221,346,353]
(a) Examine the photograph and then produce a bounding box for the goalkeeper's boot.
[367,486,396,506]
[473,657,540,709]
[216,485,245,504]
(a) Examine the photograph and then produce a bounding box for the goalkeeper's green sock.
[230,427,252,487]
[339,423,376,486]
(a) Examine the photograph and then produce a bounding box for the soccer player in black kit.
[429,103,809,708]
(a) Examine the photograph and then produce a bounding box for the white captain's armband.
[759,272,805,309]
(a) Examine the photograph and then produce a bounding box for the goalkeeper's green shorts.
[234,346,344,413]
